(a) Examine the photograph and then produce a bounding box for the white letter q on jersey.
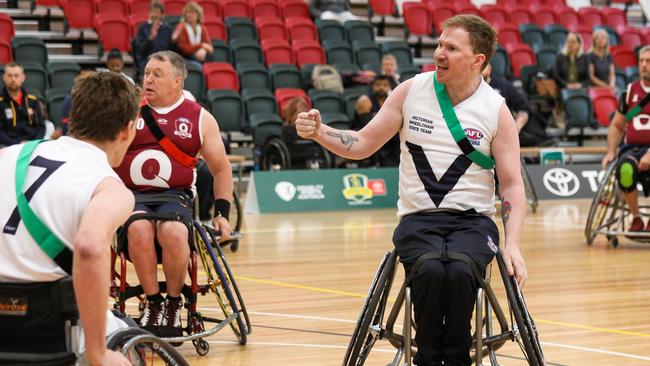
[130,150,172,188]
[632,114,650,131]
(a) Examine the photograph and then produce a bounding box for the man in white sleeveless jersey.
[0,72,140,364]
[296,15,527,366]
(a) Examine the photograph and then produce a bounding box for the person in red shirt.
[172,2,213,63]
[114,51,232,336]
[601,46,650,232]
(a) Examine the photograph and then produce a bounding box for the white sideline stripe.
[244,310,403,330]
[541,341,650,361]
[206,339,396,353]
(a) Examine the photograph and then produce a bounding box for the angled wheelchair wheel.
[261,137,290,170]
[498,257,546,366]
[107,327,189,366]
[343,250,397,366]
[220,190,243,252]
[195,223,250,345]
[585,162,619,245]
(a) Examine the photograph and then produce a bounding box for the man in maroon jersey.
[602,45,650,232]
[114,51,233,335]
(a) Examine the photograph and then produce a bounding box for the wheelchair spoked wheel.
[195,223,249,345]
[499,261,545,366]
[261,138,290,171]
[585,162,618,245]
[343,250,397,366]
[107,327,189,366]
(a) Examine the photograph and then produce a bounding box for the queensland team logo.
[174,118,193,139]
[130,150,172,188]
[464,128,484,146]
[342,174,375,205]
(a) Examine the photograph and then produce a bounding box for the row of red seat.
[403,1,637,37]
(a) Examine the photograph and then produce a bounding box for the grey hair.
[148,50,188,86]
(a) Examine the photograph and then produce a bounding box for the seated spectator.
[100,48,135,84]
[0,62,45,147]
[354,75,399,166]
[482,64,553,147]
[172,2,214,63]
[308,0,358,24]
[134,1,173,82]
[553,32,589,90]
[381,54,400,89]
[282,96,309,145]
[282,97,325,169]
[588,29,617,92]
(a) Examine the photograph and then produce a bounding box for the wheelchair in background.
[343,250,545,366]
[110,192,251,356]
[585,154,650,247]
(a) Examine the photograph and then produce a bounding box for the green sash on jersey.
[624,91,650,121]
[433,72,496,170]
[15,140,72,275]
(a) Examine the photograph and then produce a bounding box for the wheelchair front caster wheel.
[609,236,619,248]
[194,339,209,356]
[230,240,239,252]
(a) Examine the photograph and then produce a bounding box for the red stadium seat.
[0,38,12,64]
[95,16,131,52]
[430,4,455,35]
[555,6,579,30]
[402,2,431,37]
[275,88,310,119]
[643,28,650,44]
[453,2,479,16]
[130,0,151,18]
[251,0,282,20]
[284,17,318,42]
[95,0,129,17]
[530,5,557,27]
[611,45,638,69]
[569,24,592,52]
[197,0,222,19]
[35,0,61,7]
[520,0,541,7]
[618,26,644,51]
[203,62,239,91]
[496,23,521,49]
[221,0,252,18]
[204,16,227,41]
[601,7,627,29]
[577,7,603,29]
[162,0,186,16]
[281,0,310,20]
[368,0,395,16]
[479,4,509,27]
[292,39,325,67]
[508,6,534,26]
[589,87,618,126]
[0,13,15,42]
[544,0,566,8]
[496,0,518,9]
[286,17,318,43]
[63,0,96,31]
[505,42,535,78]
[256,17,288,42]
[261,39,294,66]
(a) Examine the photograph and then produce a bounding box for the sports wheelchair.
[343,250,545,366]
[260,136,334,170]
[585,155,650,248]
[0,285,188,366]
[110,192,251,356]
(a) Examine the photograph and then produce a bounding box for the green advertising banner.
[244,168,399,213]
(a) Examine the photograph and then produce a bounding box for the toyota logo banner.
[526,164,606,200]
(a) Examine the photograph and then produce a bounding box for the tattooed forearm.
[502,199,512,224]
[326,131,359,151]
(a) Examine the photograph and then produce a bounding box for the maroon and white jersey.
[624,81,650,145]
[115,96,203,191]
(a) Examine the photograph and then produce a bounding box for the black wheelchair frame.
[585,158,650,247]
[110,193,251,356]
[0,326,188,366]
[260,136,334,171]
[343,250,545,366]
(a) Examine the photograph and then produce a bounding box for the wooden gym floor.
[122,198,650,365]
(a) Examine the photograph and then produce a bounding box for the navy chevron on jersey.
[398,72,504,219]
[114,96,203,191]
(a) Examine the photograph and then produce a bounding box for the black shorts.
[392,211,499,274]
[133,188,194,224]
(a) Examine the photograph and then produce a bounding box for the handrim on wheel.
[585,162,618,245]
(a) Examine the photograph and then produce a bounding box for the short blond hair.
[442,14,497,71]
[182,2,204,24]
[589,29,610,54]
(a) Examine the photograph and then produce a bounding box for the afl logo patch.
[464,128,484,146]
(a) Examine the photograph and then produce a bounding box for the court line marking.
[236,276,650,339]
